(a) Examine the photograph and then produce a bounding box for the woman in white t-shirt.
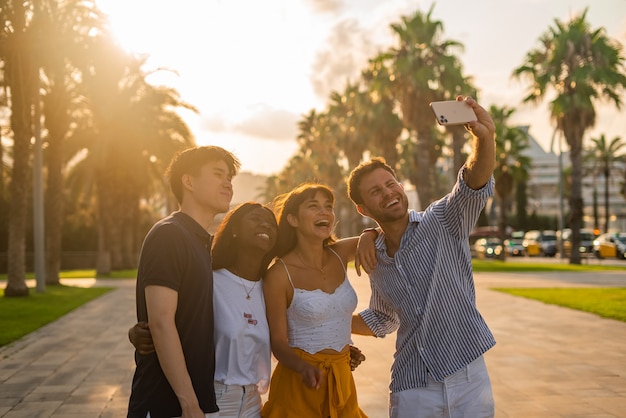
[210,202,278,417]
[130,202,278,418]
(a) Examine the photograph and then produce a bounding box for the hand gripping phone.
[429,100,477,126]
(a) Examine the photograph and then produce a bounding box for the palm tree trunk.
[567,138,584,264]
[603,168,610,233]
[4,56,33,297]
[450,127,467,175]
[592,183,599,232]
[44,134,64,285]
[43,83,70,285]
[516,180,528,230]
[414,129,434,207]
[497,197,508,260]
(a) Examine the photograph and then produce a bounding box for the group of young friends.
[126,96,498,418]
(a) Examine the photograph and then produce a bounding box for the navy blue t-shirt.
[128,211,217,418]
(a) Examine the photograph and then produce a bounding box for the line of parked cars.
[471,228,626,260]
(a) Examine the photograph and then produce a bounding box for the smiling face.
[234,206,278,253]
[356,167,408,223]
[289,190,335,240]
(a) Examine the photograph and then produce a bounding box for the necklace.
[231,268,258,300]
[295,249,326,279]
[240,278,257,300]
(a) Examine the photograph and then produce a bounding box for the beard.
[366,193,409,223]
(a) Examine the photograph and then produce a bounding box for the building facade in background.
[523,126,626,232]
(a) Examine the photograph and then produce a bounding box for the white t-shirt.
[212,268,271,393]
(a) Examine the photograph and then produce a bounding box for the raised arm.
[461,96,496,190]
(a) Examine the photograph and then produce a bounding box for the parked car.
[539,230,558,257]
[504,231,525,256]
[593,233,626,259]
[473,237,504,259]
[522,230,558,257]
[560,228,595,257]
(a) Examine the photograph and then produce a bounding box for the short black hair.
[166,146,240,204]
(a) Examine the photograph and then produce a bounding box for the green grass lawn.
[493,287,626,322]
[0,285,112,347]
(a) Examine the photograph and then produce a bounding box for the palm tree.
[585,134,625,232]
[512,8,626,264]
[69,37,196,273]
[360,65,404,171]
[1,0,37,297]
[490,105,531,251]
[327,83,367,170]
[371,5,466,206]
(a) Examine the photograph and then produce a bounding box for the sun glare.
[98,0,171,56]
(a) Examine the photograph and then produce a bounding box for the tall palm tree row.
[513,8,626,264]
[1,0,197,294]
[268,5,475,222]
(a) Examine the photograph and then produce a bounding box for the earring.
[233,233,237,238]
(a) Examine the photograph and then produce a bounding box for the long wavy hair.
[271,183,337,258]
[212,202,278,278]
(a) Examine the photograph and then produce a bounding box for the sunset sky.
[97,0,626,175]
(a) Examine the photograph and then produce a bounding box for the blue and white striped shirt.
[359,168,496,393]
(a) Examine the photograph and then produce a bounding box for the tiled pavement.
[1,269,625,417]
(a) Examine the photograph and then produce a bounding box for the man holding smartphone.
[349,96,496,418]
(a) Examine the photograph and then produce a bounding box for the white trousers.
[214,381,262,418]
[390,356,494,418]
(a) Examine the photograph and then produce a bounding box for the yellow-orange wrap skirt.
[261,348,368,417]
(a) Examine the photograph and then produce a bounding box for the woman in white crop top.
[261,183,369,418]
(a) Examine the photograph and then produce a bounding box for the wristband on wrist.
[361,227,379,239]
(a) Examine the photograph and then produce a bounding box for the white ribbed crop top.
[279,248,357,354]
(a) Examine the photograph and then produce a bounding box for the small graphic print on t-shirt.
[243,312,258,326]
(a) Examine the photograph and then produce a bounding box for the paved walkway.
[1,270,625,417]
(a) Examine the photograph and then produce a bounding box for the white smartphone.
[429,100,477,126]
